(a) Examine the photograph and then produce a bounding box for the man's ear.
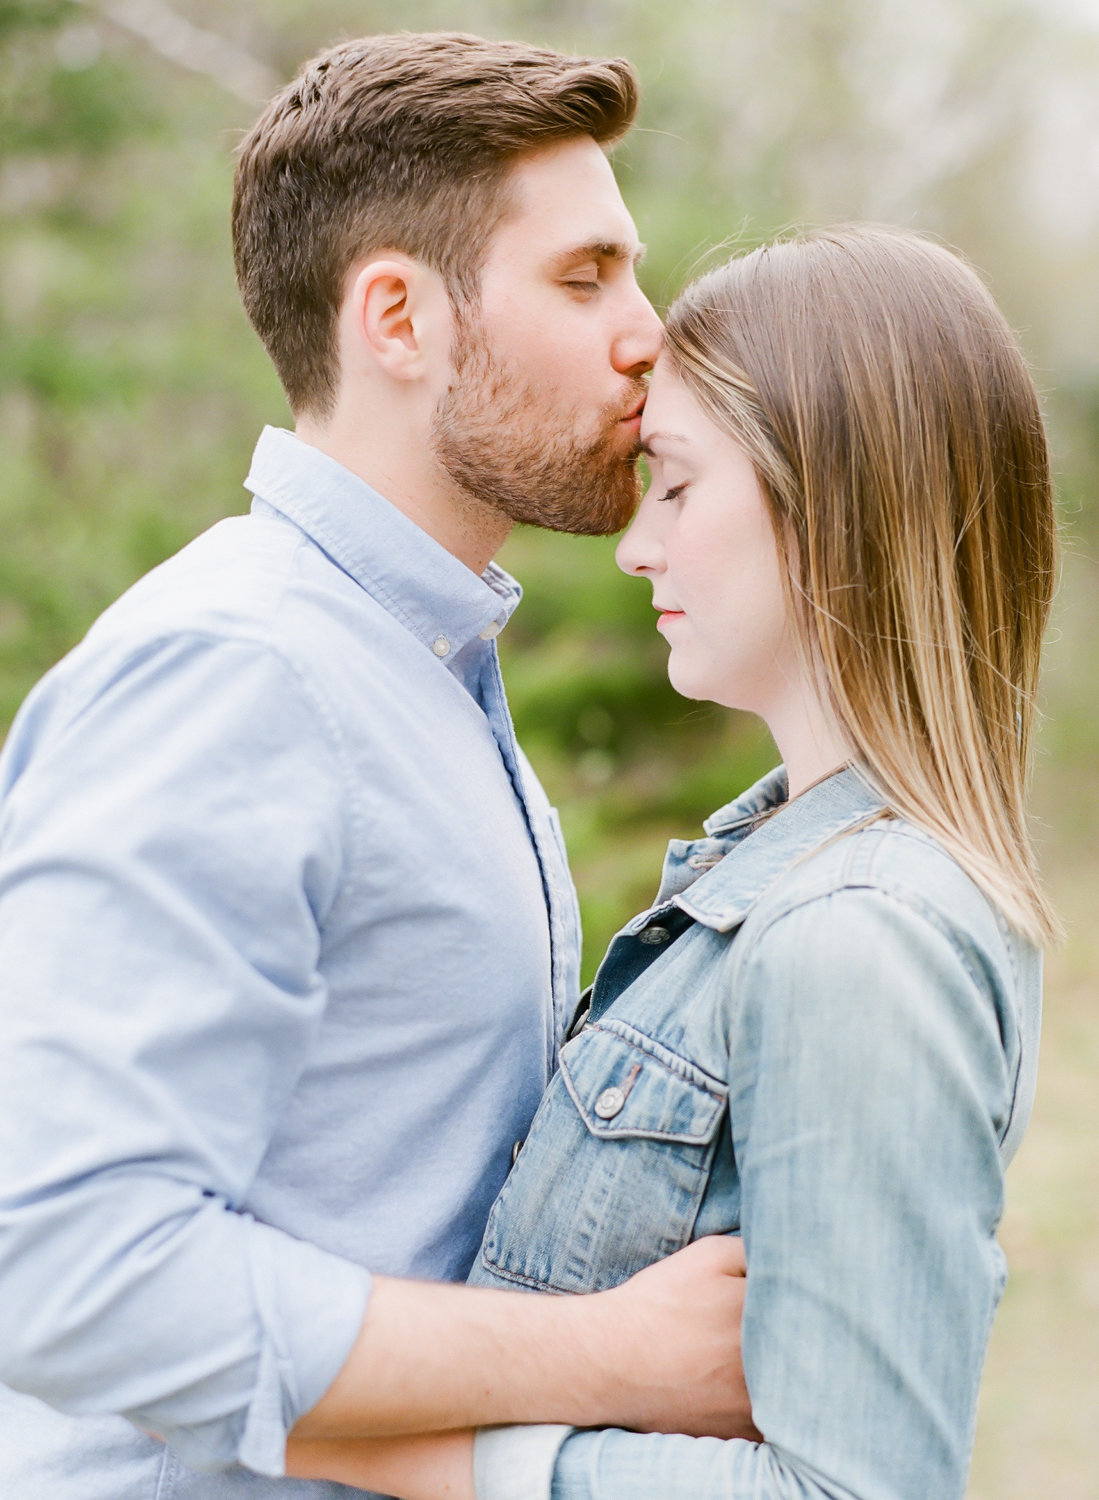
[346,257,451,382]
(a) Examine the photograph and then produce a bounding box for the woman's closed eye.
[653,483,687,503]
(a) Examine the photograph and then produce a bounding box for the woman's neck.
[763,673,853,799]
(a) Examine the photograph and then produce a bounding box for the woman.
[288,224,1056,1499]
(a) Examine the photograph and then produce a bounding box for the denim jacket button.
[639,926,671,946]
[510,1139,524,1166]
[594,1086,626,1119]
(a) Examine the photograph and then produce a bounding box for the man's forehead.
[496,137,639,240]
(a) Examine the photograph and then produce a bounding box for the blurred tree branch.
[72,0,280,103]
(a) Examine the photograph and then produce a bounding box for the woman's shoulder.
[762,816,1017,950]
[738,815,1028,993]
[768,813,993,917]
[723,814,1041,1164]
[667,770,1040,1102]
[682,767,1030,988]
[730,815,1040,1087]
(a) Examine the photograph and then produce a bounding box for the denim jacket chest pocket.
[474,1017,728,1295]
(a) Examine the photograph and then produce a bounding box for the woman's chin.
[666,663,710,704]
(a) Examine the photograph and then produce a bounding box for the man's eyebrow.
[550,239,647,270]
[640,432,688,457]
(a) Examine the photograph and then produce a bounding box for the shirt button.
[594,1086,626,1120]
[639,926,671,946]
[510,1139,524,1166]
[432,635,451,657]
[480,620,502,640]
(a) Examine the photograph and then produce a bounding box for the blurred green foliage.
[5,0,1098,962]
[2,1,1099,1492]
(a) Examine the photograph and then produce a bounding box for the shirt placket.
[479,643,574,1076]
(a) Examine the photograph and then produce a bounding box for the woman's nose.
[615,490,665,577]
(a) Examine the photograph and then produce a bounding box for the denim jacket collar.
[244,426,521,660]
[628,764,889,936]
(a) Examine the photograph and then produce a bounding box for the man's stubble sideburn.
[431,318,645,537]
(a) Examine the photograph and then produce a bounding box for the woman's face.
[616,358,799,719]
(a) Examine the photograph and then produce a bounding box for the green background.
[2,1,1097,1491]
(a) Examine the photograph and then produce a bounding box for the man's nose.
[612,287,664,377]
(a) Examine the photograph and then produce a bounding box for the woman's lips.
[655,609,685,631]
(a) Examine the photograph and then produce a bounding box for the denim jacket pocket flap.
[560,1019,727,1144]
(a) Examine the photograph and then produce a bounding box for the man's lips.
[619,394,647,427]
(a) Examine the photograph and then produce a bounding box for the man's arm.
[0,631,752,1480]
[286,1430,477,1498]
[279,1235,753,1499]
[0,633,373,1477]
[293,1235,753,1441]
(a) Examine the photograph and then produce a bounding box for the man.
[0,33,750,1497]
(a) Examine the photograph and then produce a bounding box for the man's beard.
[431,318,646,537]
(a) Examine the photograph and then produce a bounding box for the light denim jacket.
[470,765,1041,1500]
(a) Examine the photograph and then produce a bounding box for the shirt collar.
[629,764,888,935]
[244,426,520,661]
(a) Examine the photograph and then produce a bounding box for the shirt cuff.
[150,1216,373,1476]
[474,1424,575,1500]
[238,1218,374,1475]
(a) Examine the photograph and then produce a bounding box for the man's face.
[431,136,663,536]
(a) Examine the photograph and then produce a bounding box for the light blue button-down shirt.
[0,426,580,1496]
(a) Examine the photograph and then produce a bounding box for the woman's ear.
[346,257,452,382]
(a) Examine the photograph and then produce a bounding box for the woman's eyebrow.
[639,432,688,457]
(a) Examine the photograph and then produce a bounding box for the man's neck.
[293,416,512,577]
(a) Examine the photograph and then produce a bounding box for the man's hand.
[292,1236,756,1444]
[582,1236,759,1441]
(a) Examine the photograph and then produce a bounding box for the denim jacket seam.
[585,1018,728,1097]
[475,1252,562,1293]
[729,878,1016,1153]
[675,808,892,930]
[738,875,1002,1000]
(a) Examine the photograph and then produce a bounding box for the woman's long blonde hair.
[665,225,1059,944]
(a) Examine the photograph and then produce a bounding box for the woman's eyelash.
[655,484,686,503]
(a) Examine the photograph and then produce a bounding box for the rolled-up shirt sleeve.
[484,885,1016,1500]
[0,631,372,1474]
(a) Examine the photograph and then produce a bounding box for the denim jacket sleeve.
[482,880,1017,1500]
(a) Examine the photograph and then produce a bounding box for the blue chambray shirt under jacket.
[0,425,581,1498]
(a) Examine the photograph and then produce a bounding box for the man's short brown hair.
[232,31,639,416]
